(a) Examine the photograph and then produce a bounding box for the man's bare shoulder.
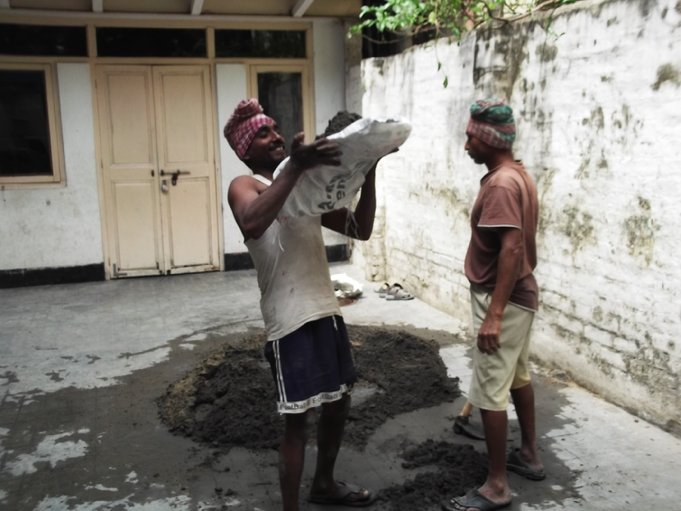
[228,174,267,206]
[230,174,257,187]
[229,174,267,192]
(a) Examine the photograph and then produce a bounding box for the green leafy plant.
[351,0,579,42]
[350,0,579,87]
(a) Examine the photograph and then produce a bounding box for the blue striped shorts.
[263,315,357,414]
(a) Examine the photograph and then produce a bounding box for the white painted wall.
[313,19,349,247]
[312,19,347,135]
[350,0,681,432]
[0,63,102,270]
[216,64,250,256]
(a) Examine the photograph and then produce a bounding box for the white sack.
[273,118,411,217]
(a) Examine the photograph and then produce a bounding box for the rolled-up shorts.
[263,315,357,414]
[468,286,535,411]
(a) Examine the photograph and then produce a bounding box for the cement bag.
[273,117,411,217]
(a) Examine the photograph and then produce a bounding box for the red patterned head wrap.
[224,98,275,160]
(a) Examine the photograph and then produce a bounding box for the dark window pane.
[257,72,303,152]
[0,70,53,177]
[0,24,87,57]
[215,30,306,58]
[97,27,206,57]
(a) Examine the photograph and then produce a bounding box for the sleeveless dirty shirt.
[245,175,341,341]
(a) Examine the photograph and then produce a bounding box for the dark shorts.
[263,315,357,414]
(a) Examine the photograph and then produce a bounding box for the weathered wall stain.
[592,305,604,322]
[652,63,681,90]
[504,28,530,100]
[625,333,676,391]
[576,102,640,180]
[424,183,469,220]
[584,106,605,130]
[560,205,595,254]
[611,103,632,130]
[638,0,657,17]
[474,23,529,100]
[519,78,535,93]
[624,196,658,266]
[589,351,615,378]
[535,167,556,235]
[576,107,603,181]
[576,154,593,180]
[611,103,643,148]
[535,43,558,62]
[577,150,609,179]
[371,58,386,76]
[596,155,609,171]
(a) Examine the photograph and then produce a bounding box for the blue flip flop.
[442,489,511,511]
[309,481,376,507]
[506,448,546,480]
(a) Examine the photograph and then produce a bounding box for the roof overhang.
[0,0,361,21]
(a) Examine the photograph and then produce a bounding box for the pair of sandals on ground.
[376,282,414,300]
[442,447,546,511]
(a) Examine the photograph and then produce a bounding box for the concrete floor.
[1,262,680,510]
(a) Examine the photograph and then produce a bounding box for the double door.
[96,65,220,277]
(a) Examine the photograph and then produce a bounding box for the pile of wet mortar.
[158,325,486,509]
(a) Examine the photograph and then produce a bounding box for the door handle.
[160,169,191,186]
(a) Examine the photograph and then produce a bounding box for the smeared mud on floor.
[376,440,487,510]
[158,325,486,509]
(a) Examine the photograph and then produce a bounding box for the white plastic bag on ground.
[331,273,363,299]
[274,117,411,217]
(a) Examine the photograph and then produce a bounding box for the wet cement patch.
[0,324,581,510]
[156,325,491,509]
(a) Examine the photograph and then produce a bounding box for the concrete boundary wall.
[350,0,681,433]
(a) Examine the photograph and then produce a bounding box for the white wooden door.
[96,65,220,278]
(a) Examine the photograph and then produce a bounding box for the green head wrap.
[466,98,516,149]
